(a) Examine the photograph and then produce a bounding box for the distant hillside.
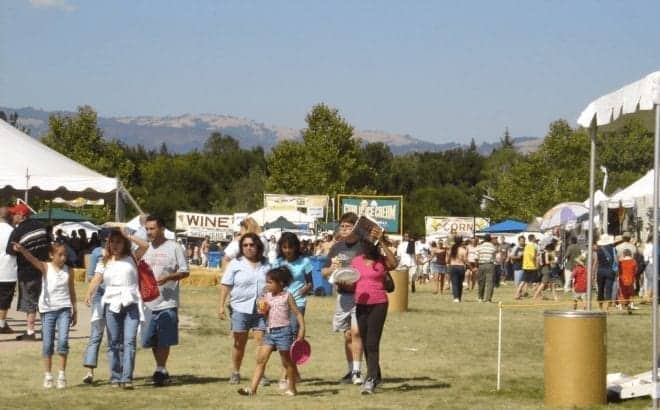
[2,106,542,155]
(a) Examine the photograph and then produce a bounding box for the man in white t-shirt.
[141,215,190,386]
[396,233,417,292]
[0,207,17,333]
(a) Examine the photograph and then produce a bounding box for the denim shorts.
[141,308,179,348]
[41,307,72,357]
[264,326,294,351]
[231,311,266,333]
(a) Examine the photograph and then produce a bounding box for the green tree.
[267,103,368,197]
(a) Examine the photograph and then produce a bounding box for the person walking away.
[12,241,76,389]
[533,242,559,301]
[510,236,525,294]
[5,203,50,340]
[237,267,305,396]
[353,237,395,394]
[572,254,588,310]
[431,241,448,295]
[618,249,637,313]
[476,234,497,303]
[643,234,654,301]
[201,237,210,267]
[142,216,190,386]
[596,235,617,312]
[562,237,581,293]
[81,229,110,384]
[447,237,467,302]
[515,234,537,300]
[0,207,17,333]
[466,238,479,291]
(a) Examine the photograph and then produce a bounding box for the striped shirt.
[477,241,497,265]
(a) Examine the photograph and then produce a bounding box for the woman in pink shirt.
[352,238,395,394]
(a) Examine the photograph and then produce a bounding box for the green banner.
[337,195,403,234]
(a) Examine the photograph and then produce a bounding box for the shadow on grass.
[304,376,450,393]
[296,388,341,396]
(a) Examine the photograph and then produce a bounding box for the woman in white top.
[85,229,148,389]
[12,241,76,389]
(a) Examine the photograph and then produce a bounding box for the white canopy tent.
[247,207,315,227]
[577,70,660,405]
[583,189,609,208]
[0,119,141,220]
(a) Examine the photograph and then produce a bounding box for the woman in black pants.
[351,239,395,394]
[447,237,467,302]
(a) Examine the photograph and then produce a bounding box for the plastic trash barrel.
[207,251,222,268]
[388,270,409,312]
[544,310,606,407]
[310,256,332,296]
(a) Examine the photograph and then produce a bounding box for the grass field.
[0,280,656,409]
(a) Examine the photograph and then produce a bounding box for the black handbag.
[383,271,395,293]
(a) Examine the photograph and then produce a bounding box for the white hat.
[597,235,614,246]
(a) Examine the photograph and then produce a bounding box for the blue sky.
[1,0,659,144]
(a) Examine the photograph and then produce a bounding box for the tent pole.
[586,119,596,312]
[653,104,660,408]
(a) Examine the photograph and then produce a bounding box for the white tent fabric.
[53,221,101,238]
[0,119,118,197]
[247,207,315,226]
[578,71,660,127]
[607,169,653,206]
[583,189,608,208]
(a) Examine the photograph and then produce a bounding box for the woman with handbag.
[84,229,148,389]
[351,237,395,394]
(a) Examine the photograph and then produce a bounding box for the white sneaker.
[278,379,289,390]
[351,370,363,385]
[57,375,67,389]
[453,299,460,303]
[43,374,54,389]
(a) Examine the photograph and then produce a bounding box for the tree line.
[3,104,654,235]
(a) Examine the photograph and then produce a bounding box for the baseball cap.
[8,203,31,217]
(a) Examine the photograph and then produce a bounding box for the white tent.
[577,70,660,404]
[247,207,315,226]
[583,189,609,208]
[53,221,101,238]
[0,119,141,220]
[608,169,653,205]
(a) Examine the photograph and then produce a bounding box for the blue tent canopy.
[480,219,527,233]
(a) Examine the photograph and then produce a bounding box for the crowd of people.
[1,202,656,396]
[0,205,189,390]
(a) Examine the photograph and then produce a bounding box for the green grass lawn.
[0,281,655,409]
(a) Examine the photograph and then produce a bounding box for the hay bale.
[181,266,221,287]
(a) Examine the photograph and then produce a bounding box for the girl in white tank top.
[12,241,76,389]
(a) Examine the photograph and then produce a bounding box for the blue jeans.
[105,303,139,383]
[83,288,107,368]
[449,265,465,301]
[41,307,72,357]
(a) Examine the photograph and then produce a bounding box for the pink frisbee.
[290,339,311,365]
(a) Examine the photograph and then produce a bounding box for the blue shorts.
[264,326,293,351]
[231,311,266,333]
[141,308,179,348]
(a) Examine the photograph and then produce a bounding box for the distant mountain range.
[2,106,543,155]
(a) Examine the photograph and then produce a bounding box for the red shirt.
[353,255,388,305]
[572,265,587,293]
